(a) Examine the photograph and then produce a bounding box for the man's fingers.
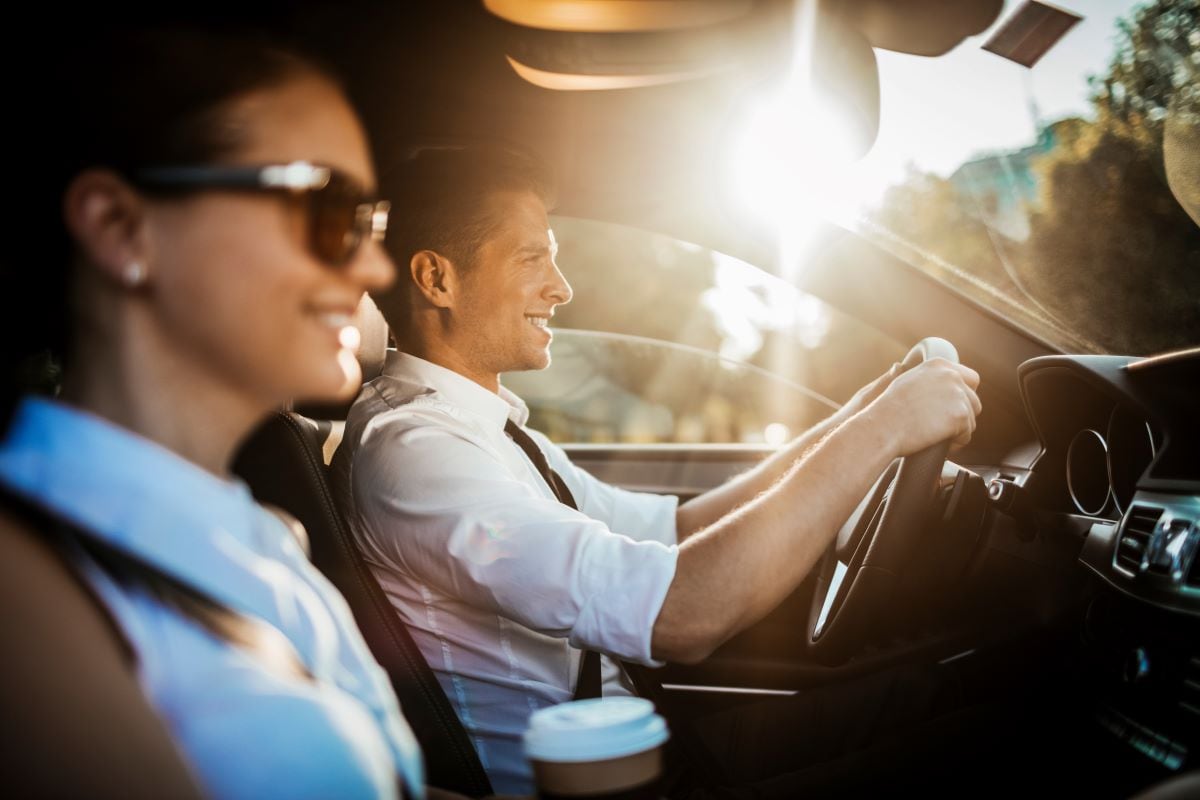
[954,363,981,390]
[872,362,901,389]
[948,393,977,449]
[966,387,982,417]
[953,401,974,447]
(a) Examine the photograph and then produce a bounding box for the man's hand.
[861,358,981,455]
[838,361,903,421]
[658,357,981,663]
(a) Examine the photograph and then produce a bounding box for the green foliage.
[1092,0,1200,148]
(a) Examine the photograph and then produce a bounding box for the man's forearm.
[652,409,898,663]
[674,406,848,540]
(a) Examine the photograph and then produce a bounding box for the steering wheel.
[805,337,958,665]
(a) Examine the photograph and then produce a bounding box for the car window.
[503,217,904,445]
[834,0,1200,356]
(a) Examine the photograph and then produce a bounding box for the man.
[331,147,982,795]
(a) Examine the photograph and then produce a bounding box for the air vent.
[1115,506,1163,573]
[1180,657,1200,721]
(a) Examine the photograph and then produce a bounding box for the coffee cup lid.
[524,697,669,763]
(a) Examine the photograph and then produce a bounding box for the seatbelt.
[503,419,602,700]
[501,424,730,789]
[0,484,312,683]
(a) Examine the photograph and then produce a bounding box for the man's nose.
[545,261,572,306]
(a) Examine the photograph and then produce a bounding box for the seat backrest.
[232,296,492,796]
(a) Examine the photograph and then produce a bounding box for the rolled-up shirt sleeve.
[351,411,678,665]
[535,430,679,550]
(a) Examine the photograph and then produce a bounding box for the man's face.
[453,190,572,379]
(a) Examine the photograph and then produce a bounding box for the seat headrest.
[293,292,390,420]
[354,293,390,384]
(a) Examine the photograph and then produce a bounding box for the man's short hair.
[374,146,556,334]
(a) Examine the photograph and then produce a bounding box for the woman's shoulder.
[0,509,205,798]
[0,507,399,799]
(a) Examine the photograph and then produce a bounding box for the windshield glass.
[836,0,1199,355]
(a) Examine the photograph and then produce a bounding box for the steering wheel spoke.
[807,337,959,665]
[835,460,899,559]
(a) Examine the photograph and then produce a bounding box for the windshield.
[838,0,1199,355]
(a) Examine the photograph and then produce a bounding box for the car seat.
[232,294,493,796]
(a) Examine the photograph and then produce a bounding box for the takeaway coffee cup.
[523,697,670,799]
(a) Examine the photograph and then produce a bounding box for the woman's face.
[142,74,394,409]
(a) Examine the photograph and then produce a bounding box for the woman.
[0,27,425,798]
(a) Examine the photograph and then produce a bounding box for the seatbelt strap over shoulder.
[503,420,602,701]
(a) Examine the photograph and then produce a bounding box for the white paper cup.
[524,697,670,798]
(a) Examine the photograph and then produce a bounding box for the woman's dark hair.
[5,26,338,423]
[372,145,557,337]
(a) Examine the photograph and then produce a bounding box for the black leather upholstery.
[232,295,492,796]
[233,413,492,795]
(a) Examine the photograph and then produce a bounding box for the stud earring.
[123,261,146,287]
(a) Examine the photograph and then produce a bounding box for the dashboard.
[1014,350,1199,777]
[1018,352,1200,609]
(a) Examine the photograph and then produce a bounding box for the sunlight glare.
[728,87,858,236]
[764,422,791,446]
[726,0,866,274]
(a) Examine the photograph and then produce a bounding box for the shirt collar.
[0,397,286,614]
[381,351,530,429]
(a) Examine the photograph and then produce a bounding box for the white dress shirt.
[0,398,424,799]
[331,352,679,793]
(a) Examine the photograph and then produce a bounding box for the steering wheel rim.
[805,337,958,665]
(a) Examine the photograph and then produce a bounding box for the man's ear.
[62,169,153,288]
[409,250,458,309]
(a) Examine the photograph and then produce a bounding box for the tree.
[1092,0,1200,151]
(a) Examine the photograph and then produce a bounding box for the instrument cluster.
[1066,404,1159,518]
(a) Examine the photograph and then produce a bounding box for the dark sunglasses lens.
[309,175,367,267]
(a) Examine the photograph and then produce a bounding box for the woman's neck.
[62,324,265,478]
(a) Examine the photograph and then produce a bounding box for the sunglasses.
[133,161,390,267]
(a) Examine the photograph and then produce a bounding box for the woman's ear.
[62,169,153,288]
[409,250,458,309]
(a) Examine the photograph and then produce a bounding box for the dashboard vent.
[1115,506,1162,573]
[1181,657,1200,722]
